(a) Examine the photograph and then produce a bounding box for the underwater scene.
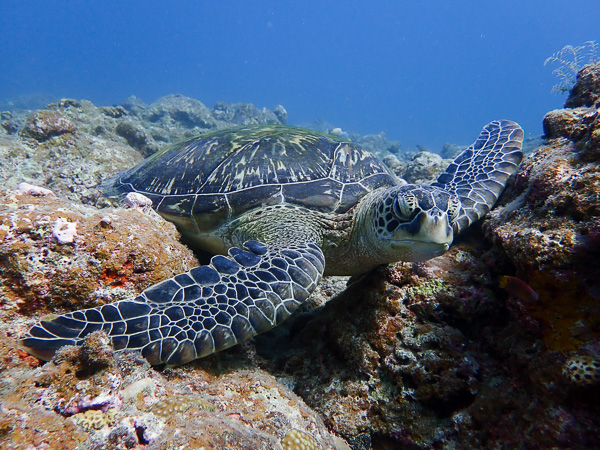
[1,1,599,449]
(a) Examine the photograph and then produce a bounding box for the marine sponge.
[562,355,600,386]
[281,428,319,450]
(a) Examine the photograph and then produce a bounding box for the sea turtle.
[21,120,524,366]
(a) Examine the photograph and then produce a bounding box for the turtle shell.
[105,125,399,233]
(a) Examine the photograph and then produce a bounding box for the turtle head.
[360,185,461,263]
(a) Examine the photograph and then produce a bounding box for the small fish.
[499,275,540,303]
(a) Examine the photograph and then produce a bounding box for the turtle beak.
[410,208,454,246]
[389,208,454,261]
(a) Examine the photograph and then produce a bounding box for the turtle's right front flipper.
[20,240,325,366]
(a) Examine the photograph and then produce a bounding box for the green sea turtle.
[21,120,524,366]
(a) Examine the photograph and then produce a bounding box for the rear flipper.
[20,240,325,366]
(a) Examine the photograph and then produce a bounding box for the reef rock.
[0,189,198,316]
[255,234,599,448]
[542,107,598,142]
[485,64,600,354]
[439,142,466,159]
[0,329,345,449]
[0,130,141,205]
[381,150,452,185]
[0,99,145,204]
[0,95,290,206]
[565,61,600,108]
[115,120,159,157]
[144,94,217,131]
[400,151,451,185]
[21,110,76,141]
[212,101,282,126]
[352,131,401,157]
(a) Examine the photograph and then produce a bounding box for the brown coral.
[71,409,117,431]
[149,394,214,417]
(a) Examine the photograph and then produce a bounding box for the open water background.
[1,1,599,150]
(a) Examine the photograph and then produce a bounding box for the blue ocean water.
[1,1,598,150]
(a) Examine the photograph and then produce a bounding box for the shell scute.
[115,126,325,195]
[106,125,398,226]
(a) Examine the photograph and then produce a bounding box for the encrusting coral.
[282,428,320,450]
[71,408,117,431]
[562,355,600,386]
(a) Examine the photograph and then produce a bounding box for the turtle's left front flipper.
[433,119,524,234]
[20,240,325,366]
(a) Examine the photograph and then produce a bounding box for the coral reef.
[0,95,288,205]
[0,330,344,449]
[251,65,600,448]
[0,96,351,449]
[1,85,599,447]
[485,63,600,354]
[256,237,599,448]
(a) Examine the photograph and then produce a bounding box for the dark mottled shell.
[107,125,399,231]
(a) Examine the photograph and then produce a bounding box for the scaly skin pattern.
[20,120,524,366]
[21,240,325,366]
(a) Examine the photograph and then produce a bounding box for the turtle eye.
[393,193,418,220]
[447,196,461,223]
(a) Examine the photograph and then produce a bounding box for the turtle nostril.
[430,208,443,219]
